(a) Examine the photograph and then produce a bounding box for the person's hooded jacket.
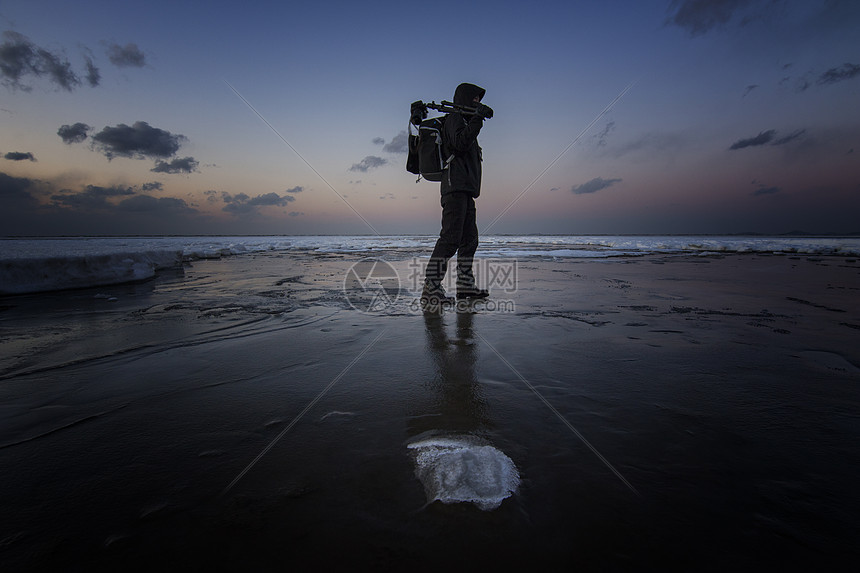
[441,83,485,198]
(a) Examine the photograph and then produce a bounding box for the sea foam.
[408,435,520,511]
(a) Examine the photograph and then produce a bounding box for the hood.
[453,83,486,107]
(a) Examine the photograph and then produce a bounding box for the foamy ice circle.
[407,435,520,511]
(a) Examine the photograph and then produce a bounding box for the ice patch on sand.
[407,435,519,510]
[0,250,183,294]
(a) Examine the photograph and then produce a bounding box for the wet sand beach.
[2,251,859,571]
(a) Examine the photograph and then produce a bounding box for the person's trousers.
[425,191,478,290]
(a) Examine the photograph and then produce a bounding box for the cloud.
[771,129,805,145]
[729,129,775,149]
[0,30,84,91]
[106,42,146,68]
[92,121,186,160]
[116,195,195,214]
[382,132,408,154]
[793,75,812,92]
[349,155,387,172]
[666,0,762,36]
[729,128,805,150]
[372,137,385,146]
[4,151,36,161]
[141,181,163,192]
[0,172,213,234]
[284,185,303,193]
[83,51,100,87]
[751,185,781,196]
[51,184,135,210]
[288,211,304,217]
[0,171,40,209]
[36,48,79,91]
[58,122,92,144]
[784,61,860,93]
[221,191,295,215]
[151,156,199,174]
[593,120,616,148]
[571,177,622,195]
[817,62,860,86]
[742,84,758,97]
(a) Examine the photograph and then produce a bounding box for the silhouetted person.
[422,83,493,309]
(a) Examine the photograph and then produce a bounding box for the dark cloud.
[729,129,775,149]
[0,171,40,209]
[793,75,812,92]
[288,211,304,217]
[57,122,92,144]
[0,30,83,91]
[141,181,163,192]
[666,0,762,36]
[571,177,622,195]
[772,129,805,145]
[593,121,616,147]
[284,185,303,193]
[92,121,186,160]
[4,151,36,161]
[729,128,805,150]
[221,191,295,215]
[106,42,146,68]
[0,172,212,235]
[372,137,385,146]
[382,132,408,154]
[36,48,79,91]
[0,31,33,87]
[752,185,781,196]
[817,62,860,86]
[51,184,134,210]
[742,84,758,97]
[783,61,859,93]
[349,155,387,172]
[83,52,100,87]
[151,156,199,174]
[117,195,195,214]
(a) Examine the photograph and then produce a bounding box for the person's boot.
[421,280,454,311]
[456,285,490,300]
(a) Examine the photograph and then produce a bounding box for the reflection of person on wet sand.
[407,311,520,511]
[409,311,490,437]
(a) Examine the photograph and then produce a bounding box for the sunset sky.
[1,0,858,236]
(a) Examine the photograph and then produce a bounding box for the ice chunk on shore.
[0,250,183,295]
[408,435,520,511]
